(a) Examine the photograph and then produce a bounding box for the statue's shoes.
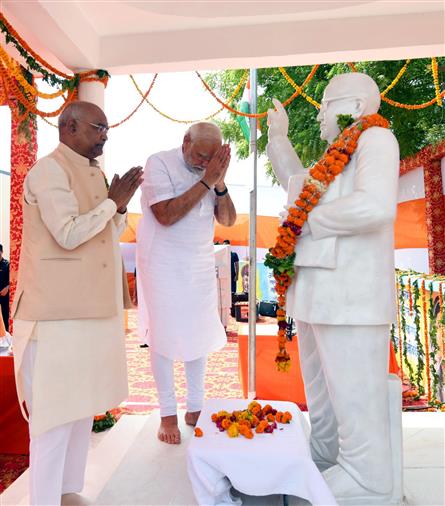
[322,465,395,505]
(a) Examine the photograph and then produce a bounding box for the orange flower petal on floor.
[194,427,203,437]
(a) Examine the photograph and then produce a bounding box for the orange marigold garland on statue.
[265,113,390,372]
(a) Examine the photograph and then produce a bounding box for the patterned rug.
[0,454,29,494]
[121,310,243,414]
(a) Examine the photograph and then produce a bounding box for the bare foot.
[158,415,181,444]
[185,410,201,427]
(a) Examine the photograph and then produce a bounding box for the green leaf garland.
[413,279,425,396]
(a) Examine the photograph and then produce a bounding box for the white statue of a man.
[267,73,401,504]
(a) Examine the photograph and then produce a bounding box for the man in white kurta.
[137,122,236,444]
[267,74,400,504]
[12,101,142,506]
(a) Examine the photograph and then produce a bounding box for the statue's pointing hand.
[267,98,289,139]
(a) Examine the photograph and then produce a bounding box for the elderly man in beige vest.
[12,101,143,506]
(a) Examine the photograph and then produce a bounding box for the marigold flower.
[227,423,240,437]
[194,427,204,437]
[255,421,268,434]
[239,424,254,439]
[262,404,273,415]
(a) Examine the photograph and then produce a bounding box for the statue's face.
[317,92,357,143]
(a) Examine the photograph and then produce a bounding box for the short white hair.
[58,101,104,128]
[184,122,222,143]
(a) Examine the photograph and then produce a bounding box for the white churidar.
[21,340,93,506]
[150,348,206,417]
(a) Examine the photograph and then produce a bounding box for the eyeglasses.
[320,95,358,110]
[76,119,109,134]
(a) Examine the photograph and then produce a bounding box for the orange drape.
[238,333,400,406]
[122,203,430,251]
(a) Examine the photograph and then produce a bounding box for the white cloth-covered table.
[187,399,337,505]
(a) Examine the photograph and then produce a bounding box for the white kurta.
[137,147,226,361]
[13,160,128,437]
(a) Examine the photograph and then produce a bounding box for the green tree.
[206,58,445,183]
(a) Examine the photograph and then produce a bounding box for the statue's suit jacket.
[268,127,399,325]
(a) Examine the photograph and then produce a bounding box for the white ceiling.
[2,0,445,75]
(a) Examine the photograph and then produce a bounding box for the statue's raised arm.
[266,98,305,191]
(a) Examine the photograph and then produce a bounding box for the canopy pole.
[248,68,257,399]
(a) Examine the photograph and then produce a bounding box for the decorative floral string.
[380,60,411,97]
[431,57,443,107]
[130,70,248,124]
[395,275,404,380]
[108,74,158,128]
[196,65,319,118]
[407,276,413,315]
[278,66,320,108]
[413,279,425,395]
[421,279,431,401]
[399,275,415,385]
[428,283,440,400]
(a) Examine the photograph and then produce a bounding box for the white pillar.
[77,79,105,111]
[76,77,106,169]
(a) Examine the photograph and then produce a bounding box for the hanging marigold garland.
[264,113,390,371]
[196,65,319,119]
[130,70,248,124]
[407,275,413,315]
[421,280,432,402]
[0,13,71,81]
[395,274,404,380]
[399,275,415,385]
[380,60,411,97]
[431,57,443,107]
[278,66,320,108]
[108,74,158,128]
[413,280,426,396]
[427,284,440,401]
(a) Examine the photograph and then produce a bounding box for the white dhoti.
[14,220,128,505]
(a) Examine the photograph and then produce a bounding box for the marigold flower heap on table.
[210,401,293,439]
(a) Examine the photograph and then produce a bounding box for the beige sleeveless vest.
[12,143,131,321]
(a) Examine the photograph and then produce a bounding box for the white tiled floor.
[1,411,444,506]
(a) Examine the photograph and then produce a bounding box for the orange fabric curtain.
[122,204,430,251]
[120,213,281,249]
[394,198,429,249]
